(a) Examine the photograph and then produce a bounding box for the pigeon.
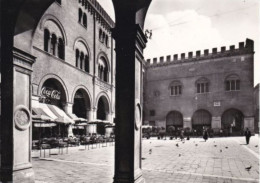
[195,144,198,146]
[214,145,217,147]
[176,143,179,147]
[182,141,185,144]
[149,149,152,154]
[179,154,181,157]
[225,147,228,149]
[220,150,222,152]
[255,145,258,148]
[141,157,146,160]
[245,166,252,171]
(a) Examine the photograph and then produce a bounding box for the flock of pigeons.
[146,139,255,172]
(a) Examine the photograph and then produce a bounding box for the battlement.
[79,0,115,31]
[146,39,254,67]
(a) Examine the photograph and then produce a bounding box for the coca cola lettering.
[41,87,61,100]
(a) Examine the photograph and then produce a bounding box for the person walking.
[203,129,209,142]
[244,128,252,145]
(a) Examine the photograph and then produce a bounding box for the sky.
[98,0,259,86]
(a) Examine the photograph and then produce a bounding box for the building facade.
[13,0,116,137]
[254,84,259,133]
[144,39,255,135]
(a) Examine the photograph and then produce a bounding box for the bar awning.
[32,103,75,124]
[67,113,87,123]
[47,104,74,124]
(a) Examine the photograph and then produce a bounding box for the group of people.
[202,128,252,144]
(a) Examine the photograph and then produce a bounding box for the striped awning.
[33,103,74,124]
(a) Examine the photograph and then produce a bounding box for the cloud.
[144,10,225,59]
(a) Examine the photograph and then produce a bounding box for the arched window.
[44,29,50,52]
[105,35,109,47]
[58,38,64,59]
[78,8,83,23]
[50,34,57,55]
[102,32,105,43]
[196,77,209,93]
[75,49,79,67]
[80,52,84,70]
[98,57,109,82]
[225,74,240,91]
[83,13,87,27]
[99,29,103,42]
[85,55,89,73]
[169,81,182,96]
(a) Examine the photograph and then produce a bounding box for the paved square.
[32,135,259,183]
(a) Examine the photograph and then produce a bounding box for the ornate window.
[225,74,240,91]
[169,81,182,96]
[43,20,65,60]
[98,56,109,82]
[75,40,89,73]
[196,77,209,93]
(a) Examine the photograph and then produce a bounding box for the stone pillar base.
[13,167,35,183]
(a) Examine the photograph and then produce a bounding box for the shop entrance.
[192,109,212,136]
[221,109,244,134]
[166,111,183,130]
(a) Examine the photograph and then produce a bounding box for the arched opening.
[98,56,109,82]
[221,109,244,134]
[72,89,91,135]
[166,111,183,130]
[84,54,89,72]
[96,96,110,135]
[192,109,212,135]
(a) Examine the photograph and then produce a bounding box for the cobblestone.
[32,135,259,183]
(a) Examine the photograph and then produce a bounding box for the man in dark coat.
[244,128,252,145]
[203,129,209,142]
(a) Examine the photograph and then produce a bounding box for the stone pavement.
[32,135,259,183]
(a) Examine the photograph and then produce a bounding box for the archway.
[96,96,110,135]
[166,111,183,130]
[73,89,91,119]
[192,109,212,135]
[221,109,244,133]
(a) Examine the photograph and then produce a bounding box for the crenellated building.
[13,0,116,138]
[144,39,255,135]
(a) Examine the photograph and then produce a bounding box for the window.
[83,13,87,27]
[78,8,82,23]
[98,57,109,82]
[75,49,89,73]
[169,81,182,96]
[44,29,50,52]
[75,49,79,67]
[58,38,64,59]
[150,110,155,116]
[99,29,103,42]
[196,77,209,93]
[50,34,57,55]
[225,74,240,91]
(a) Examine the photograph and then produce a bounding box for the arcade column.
[112,1,151,182]
[1,48,36,182]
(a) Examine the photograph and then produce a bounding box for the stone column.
[1,48,36,182]
[112,1,151,182]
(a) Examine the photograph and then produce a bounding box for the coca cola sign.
[41,87,61,100]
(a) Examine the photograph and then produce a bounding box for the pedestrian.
[203,129,209,142]
[244,128,252,145]
[180,130,184,141]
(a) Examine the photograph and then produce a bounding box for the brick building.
[13,0,116,138]
[144,39,255,135]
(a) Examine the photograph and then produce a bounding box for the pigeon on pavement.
[176,143,179,147]
[245,166,252,171]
